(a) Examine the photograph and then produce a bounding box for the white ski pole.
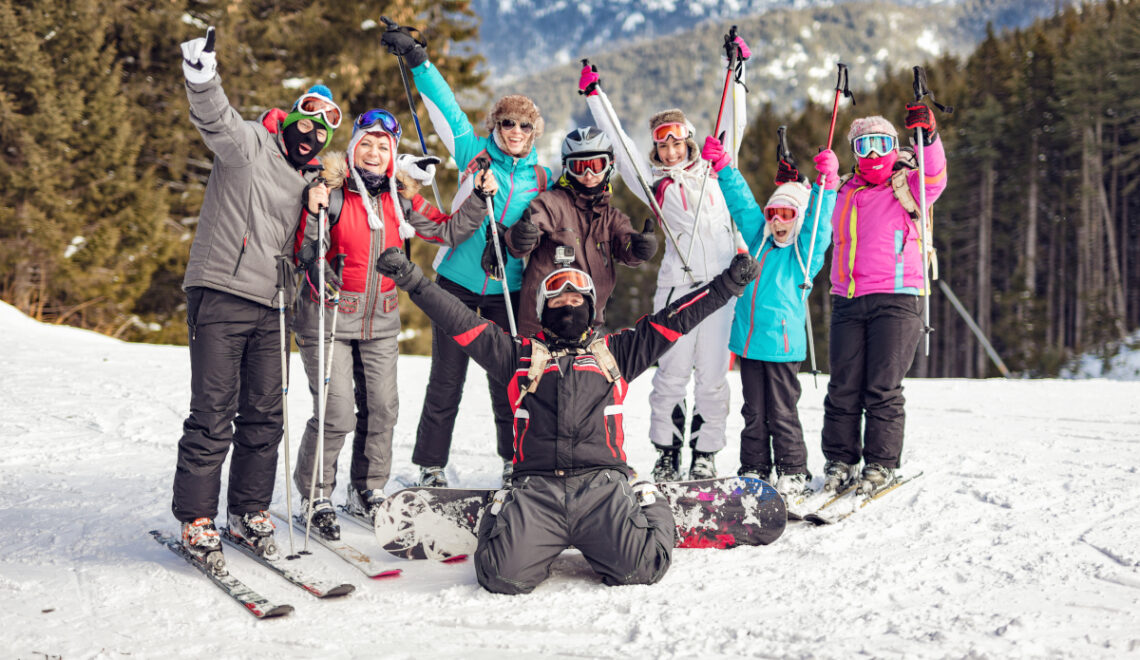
[275,255,299,560]
[476,158,518,338]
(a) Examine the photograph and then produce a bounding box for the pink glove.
[578,65,600,96]
[734,36,751,60]
[813,148,840,190]
[702,135,731,173]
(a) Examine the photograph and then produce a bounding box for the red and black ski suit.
[402,266,742,594]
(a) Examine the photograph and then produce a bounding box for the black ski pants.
[172,288,284,523]
[821,294,922,469]
[413,275,519,467]
[474,470,674,595]
[739,358,807,476]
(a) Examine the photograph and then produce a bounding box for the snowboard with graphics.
[373,476,786,561]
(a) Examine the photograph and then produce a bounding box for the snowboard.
[373,476,786,561]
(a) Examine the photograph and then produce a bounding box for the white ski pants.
[648,283,734,453]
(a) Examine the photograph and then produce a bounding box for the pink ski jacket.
[829,137,947,298]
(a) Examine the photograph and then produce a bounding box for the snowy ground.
[2,299,1138,659]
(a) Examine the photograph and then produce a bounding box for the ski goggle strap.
[652,122,690,144]
[764,206,798,223]
[355,109,402,142]
[851,133,896,158]
[540,268,595,300]
[565,154,612,177]
[296,93,343,129]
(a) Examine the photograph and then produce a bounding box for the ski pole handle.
[912,66,954,114]
[204,26,215,53]
[777,125,790,162]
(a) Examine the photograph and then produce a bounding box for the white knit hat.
[847,115,899,143]
[762,181,811,246]
[347,128,415,239]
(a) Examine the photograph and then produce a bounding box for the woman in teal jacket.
[381,28,553,488]
[702,136,838,499]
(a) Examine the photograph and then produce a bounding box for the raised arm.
[181,29,260,167]
[580,67,654,209]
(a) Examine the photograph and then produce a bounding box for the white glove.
[181,32,217,85]
[396,153,440,186]
[630,480,660,507]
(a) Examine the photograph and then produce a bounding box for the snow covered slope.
[1,299,1138,658]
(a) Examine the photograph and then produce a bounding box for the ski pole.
[476,157,518,338]
[303,205,331,552]
[911,65,953,356]
[687,26,750,261]
[381,15,444,211]
[321,254,347,410]
[582,59,694,282]
[275,255,299,560]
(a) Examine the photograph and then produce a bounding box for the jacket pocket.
[186,287,204,341]
[231,228,251,276]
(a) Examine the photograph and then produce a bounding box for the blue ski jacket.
[411,61,553,295]
[717,166,836,362]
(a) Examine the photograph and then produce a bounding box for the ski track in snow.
[2,300,1139,659]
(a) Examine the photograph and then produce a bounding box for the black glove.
[481,222,509,279]
[305,256,342,296]
[775,157,806,185]
[380,26,428,68]
[628,217,658,261]
[905,103,937,146]
[507,211,541,254]
[376,247,427,292]
[714,252,759,297]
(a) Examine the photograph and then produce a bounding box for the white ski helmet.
[535,267,597,323]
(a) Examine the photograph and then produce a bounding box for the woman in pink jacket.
[821,103,947,495]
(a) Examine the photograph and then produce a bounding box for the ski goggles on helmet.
[354,109,402,142]
[764,206,798,223]
[652,122,690,144]
[851,133,896,158]
[295,92,343,129]
[565,154,612,178]
[498,118,534,134]
[539,268,595,302]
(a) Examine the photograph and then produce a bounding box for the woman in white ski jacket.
[577,54,749,481]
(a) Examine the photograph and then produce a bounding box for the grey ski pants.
[293,334,397,497]
[821,294,922,469]
[474,470,674,595]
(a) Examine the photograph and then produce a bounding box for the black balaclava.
[282,122,324,169]
[354,167,388,196]
[566,173,608,198]
[541,303,592,346]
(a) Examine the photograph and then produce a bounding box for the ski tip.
[370,569,403,580]
[442,554,469,564]
[258,604,294,618]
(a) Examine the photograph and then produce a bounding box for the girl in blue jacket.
[701,136,838,499]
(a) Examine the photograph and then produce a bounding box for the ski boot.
[501,459,514,489]
[774,472,811,500]
[227,510,279,559]
[345,485,386,521]
[856,463,896,496]
[181,517,225,574]
[300,497,341,541]
[822,460,860,493]
[651,445,682,482]
[418,465,448,488]
[737,464,772,483]
[689,450,718,480]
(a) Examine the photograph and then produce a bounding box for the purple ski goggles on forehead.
[354,109,402,142]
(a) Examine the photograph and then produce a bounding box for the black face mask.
[541,303,591,344]
[354,167,388,196]
[567,174,607,198]
[282,122,324,169]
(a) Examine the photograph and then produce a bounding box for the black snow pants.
[412,275,519,467]
[739,358,807,476]
[821,293,922,469]
[474,470,675,595]
[172,288,284,522]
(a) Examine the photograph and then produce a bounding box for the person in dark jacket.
[376,246,759,594]
[504,126,657,337]
[172,28,340,564]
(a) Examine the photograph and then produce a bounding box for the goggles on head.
[764,206,798,223]
[565,154,612,178]
[652,122,690,144]
[498,118,534,134]
[295,93,342,129]
[851,133,896,158]
[354,109,402,142]
[540,268,595,302]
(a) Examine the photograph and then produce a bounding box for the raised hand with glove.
[701,134,732,173]
[376,247,428,293]
[812,149,840,191]
[628,217,659,261]
[775,154,807,185]
[396,154,441,187]
[181,27,217,85]
[578,64,600,97]
[506,207,540,256]
[905,103,937,146]
[713,252,760,298]
[380,19,429,68]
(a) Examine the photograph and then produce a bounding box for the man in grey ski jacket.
[377,246,760,595]
[171,28,341,560]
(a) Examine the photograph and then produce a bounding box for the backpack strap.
[327,186,345,228]
[886,157,938,280]
[512,336,622,406]
[460,148,493,185]
[514,340,551,406]
[653,177,675,211]
[534,165,548,193]
[586,337,621,384]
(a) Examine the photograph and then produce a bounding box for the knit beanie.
[762,181,811,246]
[846,115,899,143]
[282,84,337,149]
[648,108,699,167]
[485,94,544,154]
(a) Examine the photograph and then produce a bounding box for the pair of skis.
[784,472,924,525]
[151,510,400,619]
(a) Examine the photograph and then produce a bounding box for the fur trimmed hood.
[317,149,418,197]
[485,94,544,155]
